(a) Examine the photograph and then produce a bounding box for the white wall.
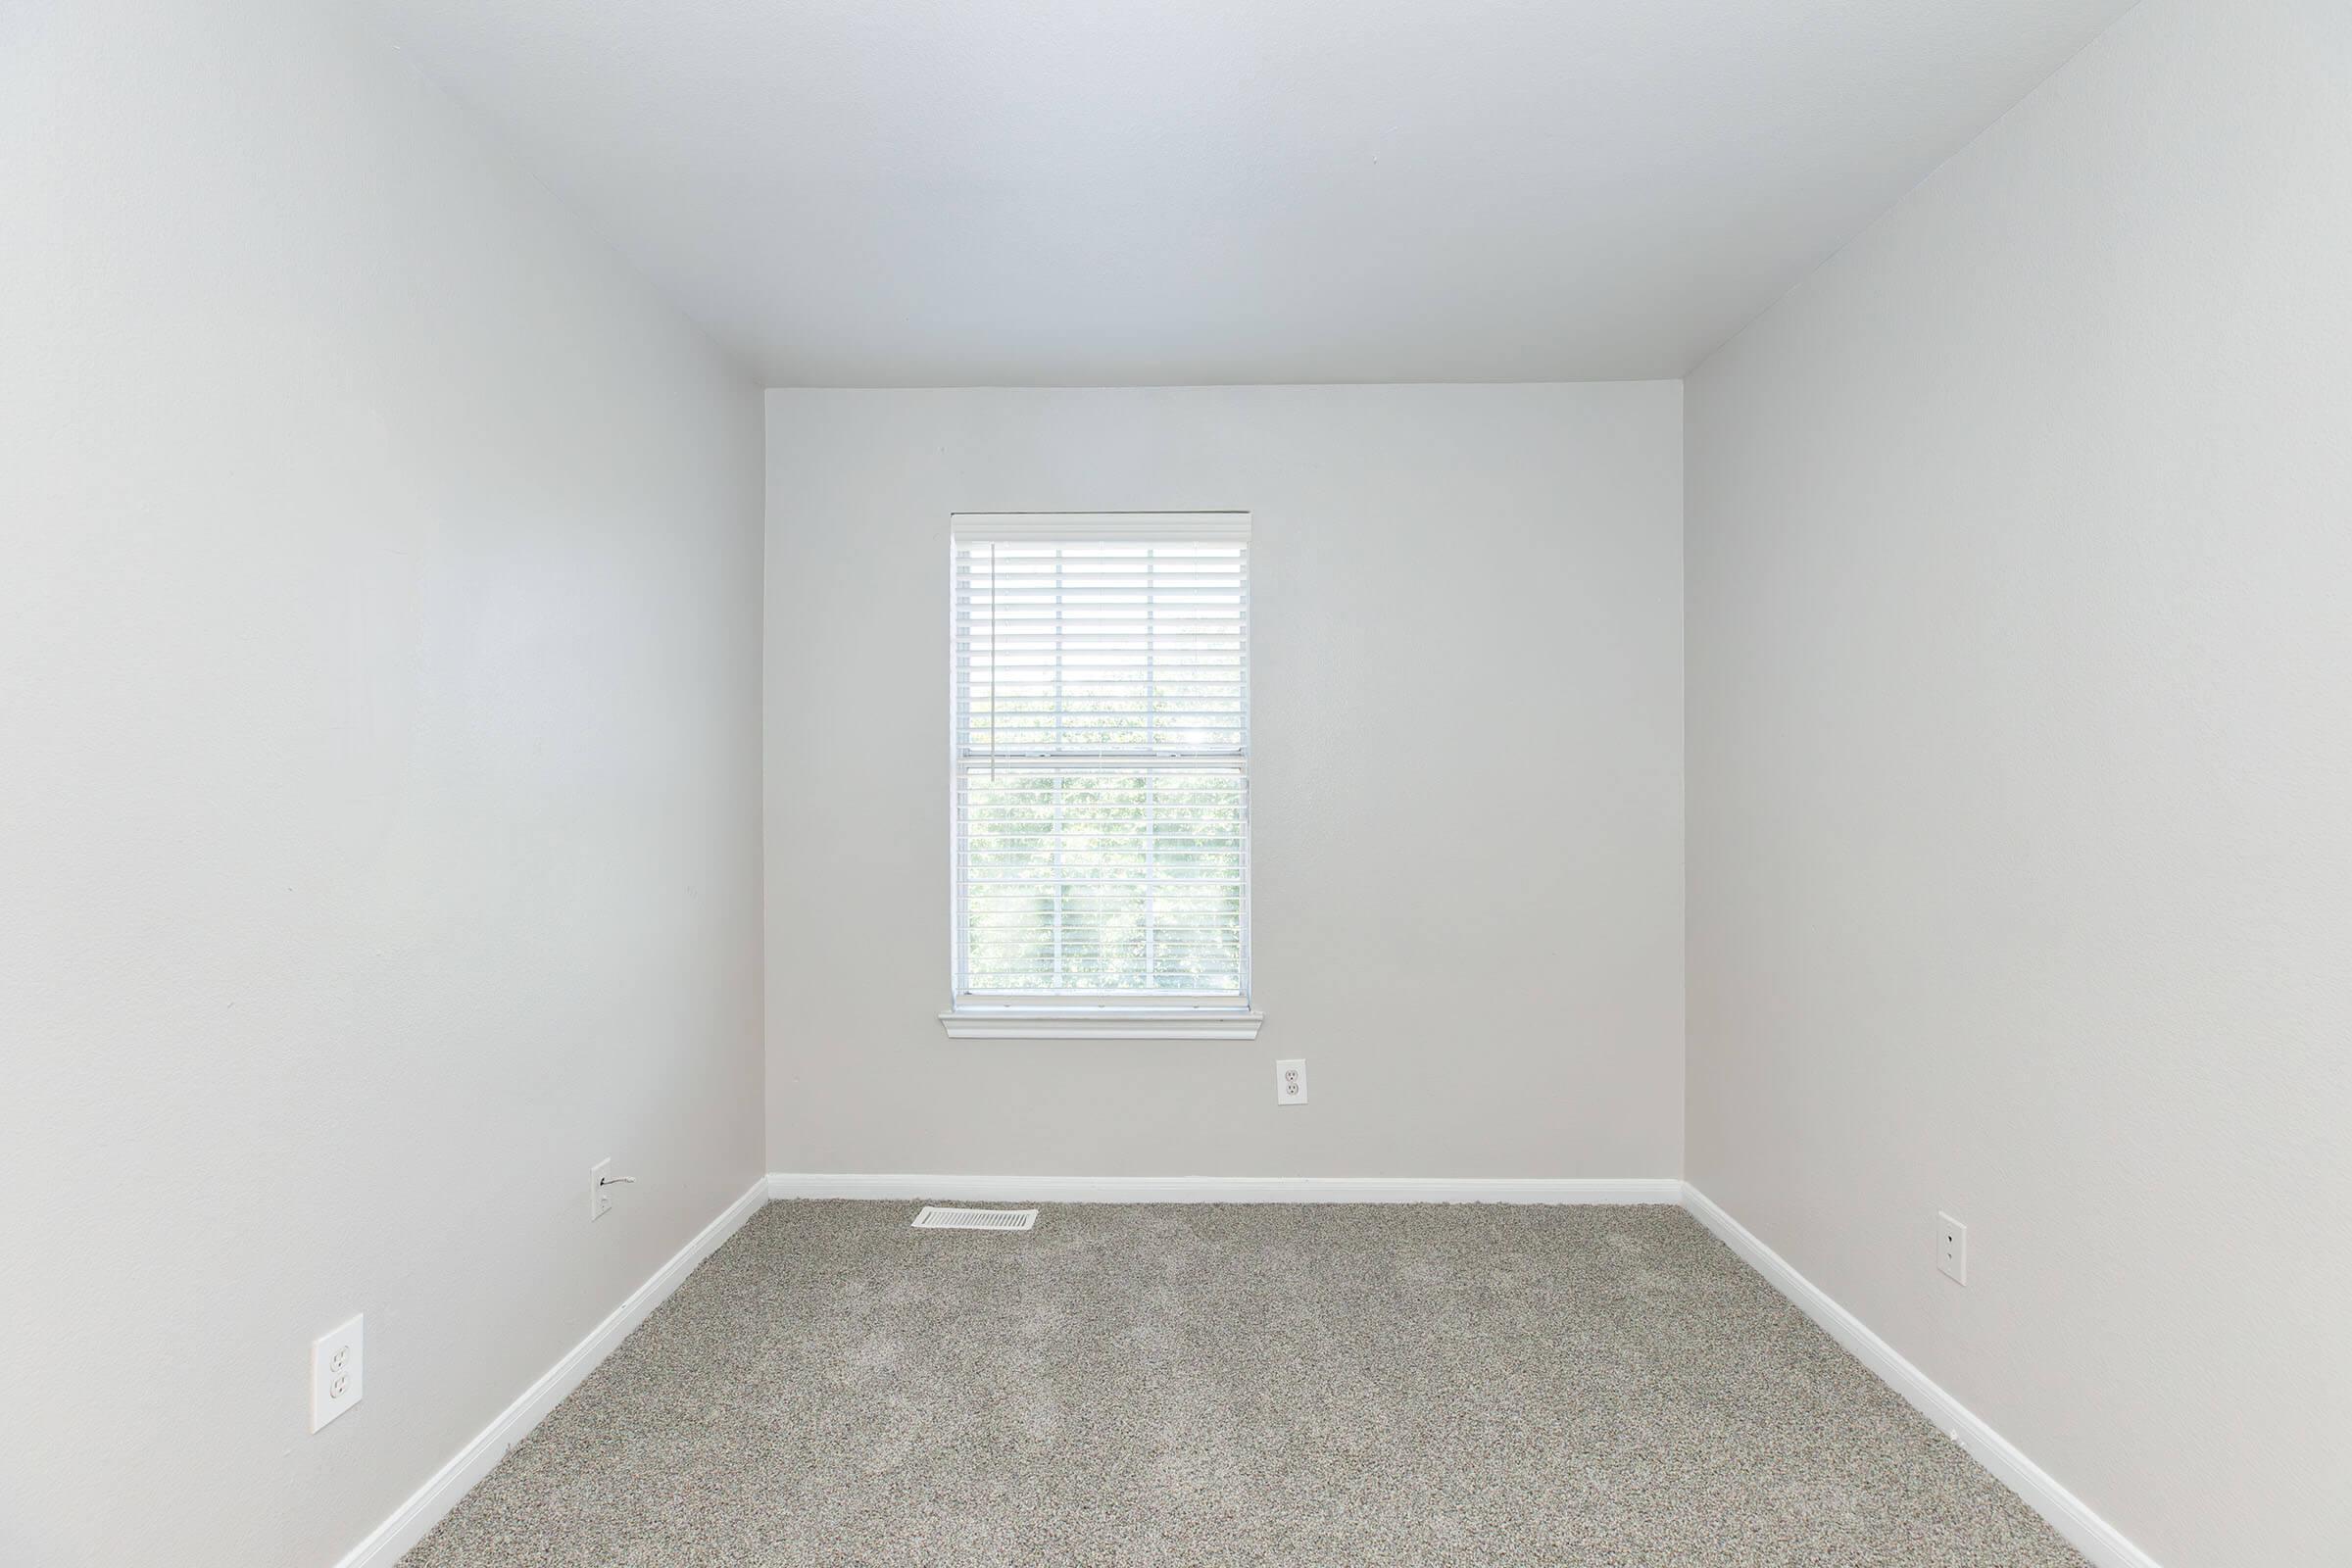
[1684,2,2351,1564]
[765,384,1684,1179]
[0,3,764,1564]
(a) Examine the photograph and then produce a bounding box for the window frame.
[940,513,1260,1041]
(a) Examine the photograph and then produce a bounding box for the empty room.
[4,1,2344,1564]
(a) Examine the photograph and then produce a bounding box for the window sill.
[939,1007,1264,1041]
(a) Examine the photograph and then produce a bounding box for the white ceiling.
[361,0,2134,386]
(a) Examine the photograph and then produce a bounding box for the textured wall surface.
[1685,2,2352,1563]
[766,384,1685,1181]
[0,3,765,1563]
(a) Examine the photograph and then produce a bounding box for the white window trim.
[938,1004,1265,1041]
[944,512,1257,1041]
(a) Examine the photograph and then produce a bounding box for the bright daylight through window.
[946,514,1257,1039]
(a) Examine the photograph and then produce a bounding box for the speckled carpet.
[401,1200,2083,1567]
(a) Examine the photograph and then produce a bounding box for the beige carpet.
[402,1200,2084,1566]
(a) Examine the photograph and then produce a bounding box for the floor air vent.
[911,1205,1038,1232]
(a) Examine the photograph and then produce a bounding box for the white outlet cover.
[1276,1058,1307,1104]
[591,1157,614,1221]
[1937,1212,1968,1285]
[311,1313,364,1432]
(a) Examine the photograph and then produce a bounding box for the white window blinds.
[952,514,1250,1005]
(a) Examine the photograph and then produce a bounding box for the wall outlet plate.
[1937,1212,1968,1285]
[592,1157,614,1221]
[1276,1058,1306,1105]
[311,1313,364,1432]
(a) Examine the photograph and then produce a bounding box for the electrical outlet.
[591,1157,614,1221]
[1937,1212,1968,1285]
[1275,1058,1306,1105]
[311,1314,364,1432]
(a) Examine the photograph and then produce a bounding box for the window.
[944,514,1258,1039]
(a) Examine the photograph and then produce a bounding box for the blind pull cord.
[988,538,997,781]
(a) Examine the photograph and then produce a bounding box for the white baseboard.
[766,1172,1683,1204]
[1680,1185,2162,1568]
[334,1177,769,1568]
